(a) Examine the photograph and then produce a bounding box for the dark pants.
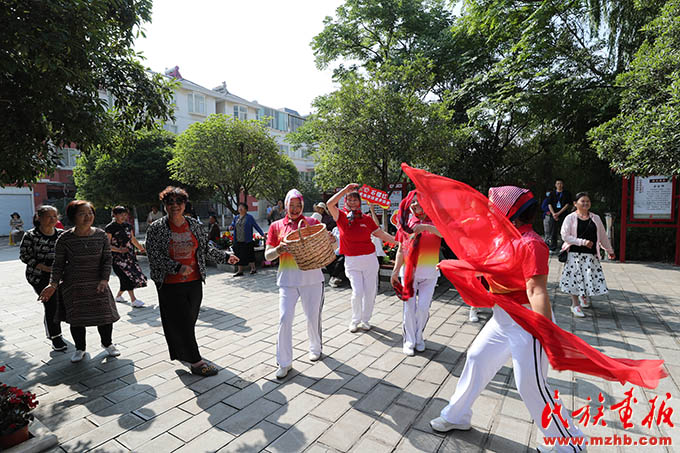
[32,276,62,339]
[70,324,113,351]
[548,215,566,251]
[327,255,347,280]
[156,280,203,364]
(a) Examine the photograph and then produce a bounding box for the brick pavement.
[1,239,679,452]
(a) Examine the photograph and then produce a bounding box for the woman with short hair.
[559,192,615,317]
[39,200,121,363]
[145,186,239,377]
[327,184,395,332]
[9,212,24,246]
[230,202,265,276]
[20,205,66,351]
[105,206,147,308]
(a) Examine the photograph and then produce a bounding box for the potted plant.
[0,366,39,449]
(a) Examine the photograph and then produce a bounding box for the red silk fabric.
[401,163,667,389]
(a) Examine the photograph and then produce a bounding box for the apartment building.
[1,66,314,227]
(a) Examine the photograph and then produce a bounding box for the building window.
[288,115,304,132]
[276,112,288,131]
[57,148,80,169]
[187,92,206,115]
[233,105,248,121]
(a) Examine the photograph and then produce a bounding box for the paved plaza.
[1,240,679,453]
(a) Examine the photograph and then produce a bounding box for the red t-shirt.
[165,220,200,283]
[336,210,379,256]
[486,224,549,295]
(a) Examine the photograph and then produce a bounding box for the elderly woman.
[265,189,326,379]
[327,183,395,332]
[230,202,265,276]
[20,205,66,351]
[391,192,442,356]
[145,186,239,377]
[39,200,120,363]
[559,192,615,317]
[9,212,24,246]
[105,206,147,308]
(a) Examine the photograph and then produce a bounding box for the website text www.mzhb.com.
[543,434,672,447]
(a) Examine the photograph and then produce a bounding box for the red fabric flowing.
[393,191,419,300]
[401,163,667,389]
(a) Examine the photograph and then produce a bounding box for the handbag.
[558,248,569,262]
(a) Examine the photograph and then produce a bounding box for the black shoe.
[52,336,68,352]
[191,363,219,377]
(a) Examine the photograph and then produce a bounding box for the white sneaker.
[104,344,121,357]
[309,352,321,362]
[358,321,371,331]
[275,365,292,379]
[71,350,86,363]
[430,416,472,432]
[349,322,359,333]
[403,346,415,356]
[579,296,591,308]
[571,305,586,318]
[468,307,479,323]
[131,299,145,308]
[415,343,426,352]
[115,296,126,303]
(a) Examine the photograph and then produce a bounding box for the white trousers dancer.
[441,305,585,453]
[402,276,437,350]
[345,253,379,324]
[276,283,324,368]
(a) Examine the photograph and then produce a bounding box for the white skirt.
[559,252,608,297]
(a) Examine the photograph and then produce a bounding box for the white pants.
[441,306,585,453]
[276,283,324,368]
[345,253,379,324]
[402,276,437,350]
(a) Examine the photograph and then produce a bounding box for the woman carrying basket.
[327,184,395,333]
[265,189,326,379]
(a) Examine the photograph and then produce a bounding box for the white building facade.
[161,67,316,218]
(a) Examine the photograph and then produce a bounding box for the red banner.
[358,184,391,209]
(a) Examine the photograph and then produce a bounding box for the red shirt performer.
[327,183,395,333]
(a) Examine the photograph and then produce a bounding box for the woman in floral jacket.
[146,186,239,377]
[20,205,66,351]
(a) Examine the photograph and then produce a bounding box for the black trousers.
[549,215,566,250]
[32,276,62,339]
[156,280,203,364]
[70,324,113,351]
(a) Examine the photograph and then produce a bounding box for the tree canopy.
[289,64,454,193]
[590,0,680,176]
[306,0,672,198]
[1,0,175,186]
[170,115,287,215]
[73,129,177,208]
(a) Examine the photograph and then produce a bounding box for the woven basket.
[283,218,336,271]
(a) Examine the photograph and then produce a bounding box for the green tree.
[590,0,680,176]
[257,157,300,205]
[73,129,177,209]
[170,115,284,215]
[289,65,454,194]
[1,0,175,186]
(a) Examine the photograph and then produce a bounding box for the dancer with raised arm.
[327,184,395,332]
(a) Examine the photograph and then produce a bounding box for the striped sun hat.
[488,186,537,221]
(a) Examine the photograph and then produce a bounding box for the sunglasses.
[164,198,185,205]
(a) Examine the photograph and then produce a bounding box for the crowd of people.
[16,173,635,451]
